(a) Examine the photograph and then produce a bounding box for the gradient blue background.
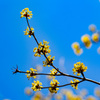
[0,0,100,100]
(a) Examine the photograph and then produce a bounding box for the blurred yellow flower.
[73,62,87,76]
[72,42,80,50]
[47,75,53,80]
[94,87,100,98]
[31,80,42,91]
[80,89,88,97]
[36,64,43,72]
[55,93,62,100]
[74,48,83,56]
[89,24,96,32]
[81,34,92,48]
[20,8,33,19]
[31,92,42,100]
[71,42,83,55]
[92,33,99,42]
[24,87,33,96]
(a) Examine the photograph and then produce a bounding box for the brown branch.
[41,80,84,89]
[24,16,100,86]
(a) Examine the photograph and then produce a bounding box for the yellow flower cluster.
[50,69,58,76]
[73,62,87,76]
[81,34,92,48]
[70,79,79,89]
[48,69,58,79]
[49,79,59,93]
[72,24,100,55]
[33,40,51,57]
[26,68,37,80]
[20,8,33,19]
[24,27,34,38]
[72,42,83,55]
[43,55,55,67]
[47,69,58,79]
[92,33,99,42]
[31,80,42,91]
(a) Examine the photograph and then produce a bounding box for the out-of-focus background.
[0,0,100,100]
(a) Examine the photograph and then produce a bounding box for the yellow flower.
[72,42,80,50]
[31,80,42,91]
[92,33,99,42]
[71,42,83,55]
[89,24,96,32]
[70,79,79,89]
[33,40,51,57]
[43,55,55,67]
[73,62,87,76]
[74,48,83,56]
[81,34,92,48]
[26,68,37,80]
[20,8,33,19]
[24,27,34,38]
[49,79,59,93]
[50,69,58,78]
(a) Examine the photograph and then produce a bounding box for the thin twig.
[41,80,84,89]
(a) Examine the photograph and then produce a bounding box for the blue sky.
[0,0,100,100]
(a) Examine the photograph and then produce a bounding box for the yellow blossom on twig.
[49,79,59,93]
[70,79,79,89]
[26,68,37,80]
[24,27,34,38]
[43,55,55,67]
[50,69,58,78]
[73,62,87,76]
[20,8,33,19]
[31,80,42,91]
[33,40,51,57]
